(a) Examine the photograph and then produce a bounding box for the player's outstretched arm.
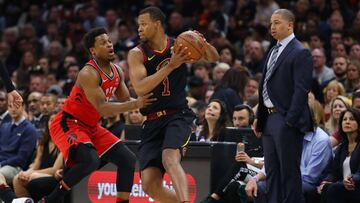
[78,66,155,116]
[128,45,190,96]
[113,66,131,102]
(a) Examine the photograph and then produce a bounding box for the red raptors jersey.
[62,59,121,126]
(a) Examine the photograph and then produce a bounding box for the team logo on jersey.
[67,133,77,146]
[157,58,171,70]
[75,93,82,103]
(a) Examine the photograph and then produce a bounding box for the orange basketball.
[174,31,205,61]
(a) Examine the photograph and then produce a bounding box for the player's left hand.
[136,93,157,108]
[8,90,23,109]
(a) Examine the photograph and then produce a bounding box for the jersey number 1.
[156,59,171,96]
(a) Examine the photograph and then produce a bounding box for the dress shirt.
[301,127,332,186]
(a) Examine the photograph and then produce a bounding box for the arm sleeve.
[0,62,15,92]
[301,138,332,185]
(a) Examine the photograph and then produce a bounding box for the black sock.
[0,187,17,203]
[42,182,69,203]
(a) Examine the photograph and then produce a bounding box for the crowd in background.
[0,0,360,202]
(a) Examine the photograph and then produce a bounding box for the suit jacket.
[324,142,360,187]
[256,38,313,133]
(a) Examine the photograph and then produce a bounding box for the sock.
[42,180,70,203]
[0,187,17,203]
[116,197,129,203]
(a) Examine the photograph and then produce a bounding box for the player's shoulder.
[78,65,100,81]
[128,45,145,63]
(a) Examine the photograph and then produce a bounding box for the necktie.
[262,43,282,102]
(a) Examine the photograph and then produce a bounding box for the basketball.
[174,31,205,61]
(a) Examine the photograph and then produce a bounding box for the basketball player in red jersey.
[128,7,219,203]
[38,28,154,203]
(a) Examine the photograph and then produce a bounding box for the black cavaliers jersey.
[137,37,188,115]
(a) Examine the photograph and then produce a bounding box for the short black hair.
[233,104,255,125]
[82,27,107,55]
[274,9,295,23]
[139,6,166,26]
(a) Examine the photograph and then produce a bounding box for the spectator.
[323,80,346,122]
[0,102,38,202]
[167,11,187,38]
[312,48,335,87]
[193,61,213,97]
[326,96,352,147]
[12,114,62,199]
[232,104,255,128]
[62,63,80,96]
[349,43,360,60]
[29,74,46,94]
[344,59,360,93]
[199,99,229,141]
[211,68,248,116]
[212,62,230,86]
[82,4,107,32]
[201,104,262,203]
[27,91,43,126]
[245,40,265,74]
[244,77,259,103]
[0,91,11,125]
[127,109,145,125]
[352,91,360,111]
[318,108,360,203]
[218,44,237,67]
[105,9,120,43]
[332,56,348,86]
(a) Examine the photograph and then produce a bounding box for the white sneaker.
[12,198,34,203]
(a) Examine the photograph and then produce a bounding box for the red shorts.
[50,111,120,167]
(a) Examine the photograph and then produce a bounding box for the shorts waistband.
[146,109,179,121]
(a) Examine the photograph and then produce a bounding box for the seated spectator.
[325,96,351,146]
[0,102,38,202]
[352,91,360,111]
[344,59,360,93]
[198,99,229,141]
[312,48,335,87]
[13,114,62,198]
[201,104,262,203]
[246,100,332,203]
[127,109,145,125]
[323,80,346,123]
[0,90,11,126]
[232,104,255,128]
[27,92,43,127]
[211,68,248,117]
[318,108,360,203]
[212,63,230,86]
[244,77,259,103]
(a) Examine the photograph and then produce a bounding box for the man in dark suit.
[0,91,11,126]
[255,9,313,203]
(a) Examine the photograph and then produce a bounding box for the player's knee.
[162,155,179,171]
[141,180,156,196]
[87,155,101,172]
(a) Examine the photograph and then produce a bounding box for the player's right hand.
[169,44,192,69]
[135,93,157,108]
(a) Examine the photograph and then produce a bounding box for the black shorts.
[138,108,196,172]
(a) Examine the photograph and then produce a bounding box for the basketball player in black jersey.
[128,6,219,203]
